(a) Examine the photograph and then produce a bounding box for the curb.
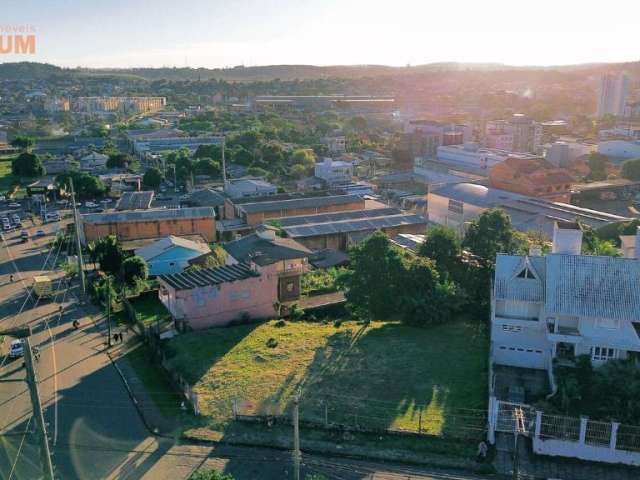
[105,346,174,440]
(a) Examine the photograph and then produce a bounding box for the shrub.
[274,319,286,328]
[266,338,278,348]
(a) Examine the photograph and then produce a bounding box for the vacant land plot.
[130,292,171,327]
[164,317,488,436]
[0,158,18,193]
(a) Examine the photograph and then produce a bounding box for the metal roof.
[239,194,362,214]
[223,232,311,266]
[495,253,640,321]
[135,235,210,261]
[283,212,428,238]
[81,207,214,224]
[115,191,155,210]
[277,207,402,227]
[159,262,258,290]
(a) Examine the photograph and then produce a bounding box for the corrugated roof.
[160,262,258,290]
[239,194,362,214]
[277,207,402,227]
[495,253,640,321]
[81,207,214,224]
[283,213,428,238]
[223,232,311,266]
[546,255,640,321]
[188,188,226,207]
[115,191,155,210]
[135,235,210,261]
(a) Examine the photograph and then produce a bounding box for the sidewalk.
[105,329,184,438]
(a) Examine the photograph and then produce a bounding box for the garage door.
[494,344,546,370]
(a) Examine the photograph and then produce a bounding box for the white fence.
[488,396,640,466]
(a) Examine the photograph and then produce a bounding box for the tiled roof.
[494,255,546,303]
[160,262,258,290]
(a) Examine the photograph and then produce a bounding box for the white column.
[579,416,588,445]
[610,422,619,450]
[535,411,542,439]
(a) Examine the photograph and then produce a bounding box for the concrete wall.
[83,216,216,242]
[159,264,278,329]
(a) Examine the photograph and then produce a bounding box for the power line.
[7,415,32,480]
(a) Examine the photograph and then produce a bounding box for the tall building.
[484,115,541,154]
[597,73,628,118]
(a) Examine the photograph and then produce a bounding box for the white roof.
[135,235,210,261]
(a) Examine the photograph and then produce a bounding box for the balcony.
[547,322,581,343]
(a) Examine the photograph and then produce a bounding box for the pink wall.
[159,264,278,329]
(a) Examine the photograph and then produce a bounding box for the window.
[516,267,536,279]
[502,325,522,333]
[591,346,616,362]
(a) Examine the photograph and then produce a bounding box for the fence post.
[488,396,497,444]
[610,422,620,450]
[579,416,588,445]
[418,408,422,434]
[535,411,542,439]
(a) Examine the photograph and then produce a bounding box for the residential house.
[158,262,278,329]
[491,221,640,372]
[223,225,311,301]
[135,235,211,276]
[80,152,109,172]
[489,156,575,201]
[314,158,354,186]
[226,178,277,199]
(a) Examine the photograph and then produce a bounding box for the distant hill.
[1,60,639,82]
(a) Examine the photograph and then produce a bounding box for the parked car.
[85,201,99,208]
[35,229,46,237]
[9,339,24,358]
[56,199,69,206]
[7,203,20,208]
[45,213,60,222]
[20,230,29,242]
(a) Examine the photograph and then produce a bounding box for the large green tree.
[94,236,124,275]
[12,151,45,177]
[56,171,106,199]
[106,152,133,169]
[418,225,462,281]
[142,167,163,190]
[621,158,640,181]
[122,255,149,286]
[585,152,611,181]
[337,231,404,320]
[10,136,35,151]
[463,209,524,269]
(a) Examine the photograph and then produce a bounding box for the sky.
[2,0,640,69]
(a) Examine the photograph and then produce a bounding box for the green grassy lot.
[0,157,19,194]
[164,317,488,437]
[130,292,171,327]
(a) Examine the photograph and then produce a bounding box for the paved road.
[0,218,490,480]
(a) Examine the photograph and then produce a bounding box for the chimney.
[552,221,583,255]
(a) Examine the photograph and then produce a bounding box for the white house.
[491,222,640,371]
[80,152,109,171]
[225,178,277,199]
[314,158,353,186]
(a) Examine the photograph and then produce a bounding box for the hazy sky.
[3,0,640,68]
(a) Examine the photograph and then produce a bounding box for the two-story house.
[492,222,640,371]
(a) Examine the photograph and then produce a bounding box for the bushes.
[301,267,346,296]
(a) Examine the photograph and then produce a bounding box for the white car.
[9,339,24,358]
[85,202,99,208]
[56,199,69,205]
[7,203,20,208]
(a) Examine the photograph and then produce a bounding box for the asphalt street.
[0,213,491,480]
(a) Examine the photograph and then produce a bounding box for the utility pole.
[106,276,112,348]
[221,136,227,192]
[69,179,86,297]
[1,327,55,480]
[292,393,301,480]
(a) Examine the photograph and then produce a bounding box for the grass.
[130,292,171,327]
[0,157,19,194]
[164,317,488,437]
[125,343,184,419]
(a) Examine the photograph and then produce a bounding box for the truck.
[33,275,53,299]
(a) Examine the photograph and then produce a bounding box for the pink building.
[158,262,278,329]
